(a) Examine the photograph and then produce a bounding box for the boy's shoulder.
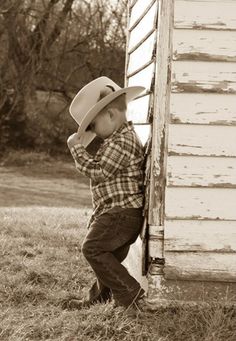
[113,126,144,156]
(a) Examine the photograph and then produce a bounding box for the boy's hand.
[67,130,96,149]
[67,132,81,149]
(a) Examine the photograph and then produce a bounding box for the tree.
[0,0,127,152]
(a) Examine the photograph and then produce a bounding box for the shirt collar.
[105,121,133,143]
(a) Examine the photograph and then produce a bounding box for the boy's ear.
[108,108,116,119]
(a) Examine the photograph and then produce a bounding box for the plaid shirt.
[70,121,144,225]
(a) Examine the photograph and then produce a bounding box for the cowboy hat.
[69,76,145,146]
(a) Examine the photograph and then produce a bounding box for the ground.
[0,152,235,340]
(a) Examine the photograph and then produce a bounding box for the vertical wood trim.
[124,2,131,87]
[148,0,174,227]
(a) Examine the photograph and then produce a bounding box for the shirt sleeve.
[70,138,130,182]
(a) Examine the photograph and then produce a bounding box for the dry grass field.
[0,152,236,340]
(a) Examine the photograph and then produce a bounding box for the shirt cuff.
[70,143,85,160]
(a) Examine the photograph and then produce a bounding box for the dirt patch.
[0,163,91,208]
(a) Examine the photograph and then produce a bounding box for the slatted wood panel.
[165,220,236,252]
[128,32,156,74]
[124,0,160,281]
[165,187,236,220]
[127,94,151,123]
[129,0,155,28]
[174,0,236,31]
[168,124,236,157]
[170,93,236,125]
[172,61,236,93]
[165,253,236,282]
[173,29,236,62]
[128,62,155,92]
[128,1,157,51]
[167,156,236,187]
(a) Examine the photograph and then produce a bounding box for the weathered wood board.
[168,124,236,157]
[170,93,236,125]
[172,61,236,93]
[167,156,236,187]
[173,29,236,62]
[165,252,236,282]
[174,0,236,30]
[165,220,236,252]
[165,187,236,220]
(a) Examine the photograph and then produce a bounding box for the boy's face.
[88,109,116,139]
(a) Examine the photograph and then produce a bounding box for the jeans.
[82,206,144,307]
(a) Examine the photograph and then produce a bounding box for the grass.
[1,207,236,341]
[0,151,236,340]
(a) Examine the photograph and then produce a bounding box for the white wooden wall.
[165,0,236,281]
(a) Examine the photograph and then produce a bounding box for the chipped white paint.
[167,156,236,187]
[170,93,236,125]
[165,253,236,282]
[165,187,236,220]
[173,29,236,62]
[172,61,236,93]
[165,220,236,252]
[174,0,236,30]
[148,0,173,226]
[168,124,236,157]
[149,224,164,259]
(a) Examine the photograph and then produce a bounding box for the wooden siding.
[173,29,236,62]
[174,0,236,31]
[164,253,236,282]
[170,93,236,125]
[167,156,236,187]
[172,61,236,94]
[163,0,236,282]
[164,220,236,280]
[165,187,236,220]
[168,124,236,157]
[165,220,236,252]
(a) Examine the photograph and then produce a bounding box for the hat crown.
[69,77,121,123]
[69,76,145,144]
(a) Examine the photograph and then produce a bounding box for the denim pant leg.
[88,244,130,303]
[82,208,143,307]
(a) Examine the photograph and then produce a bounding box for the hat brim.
[77,86,144,138]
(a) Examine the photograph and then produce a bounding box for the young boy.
[66,77,145,309]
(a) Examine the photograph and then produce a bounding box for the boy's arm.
[69,137,130,182]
